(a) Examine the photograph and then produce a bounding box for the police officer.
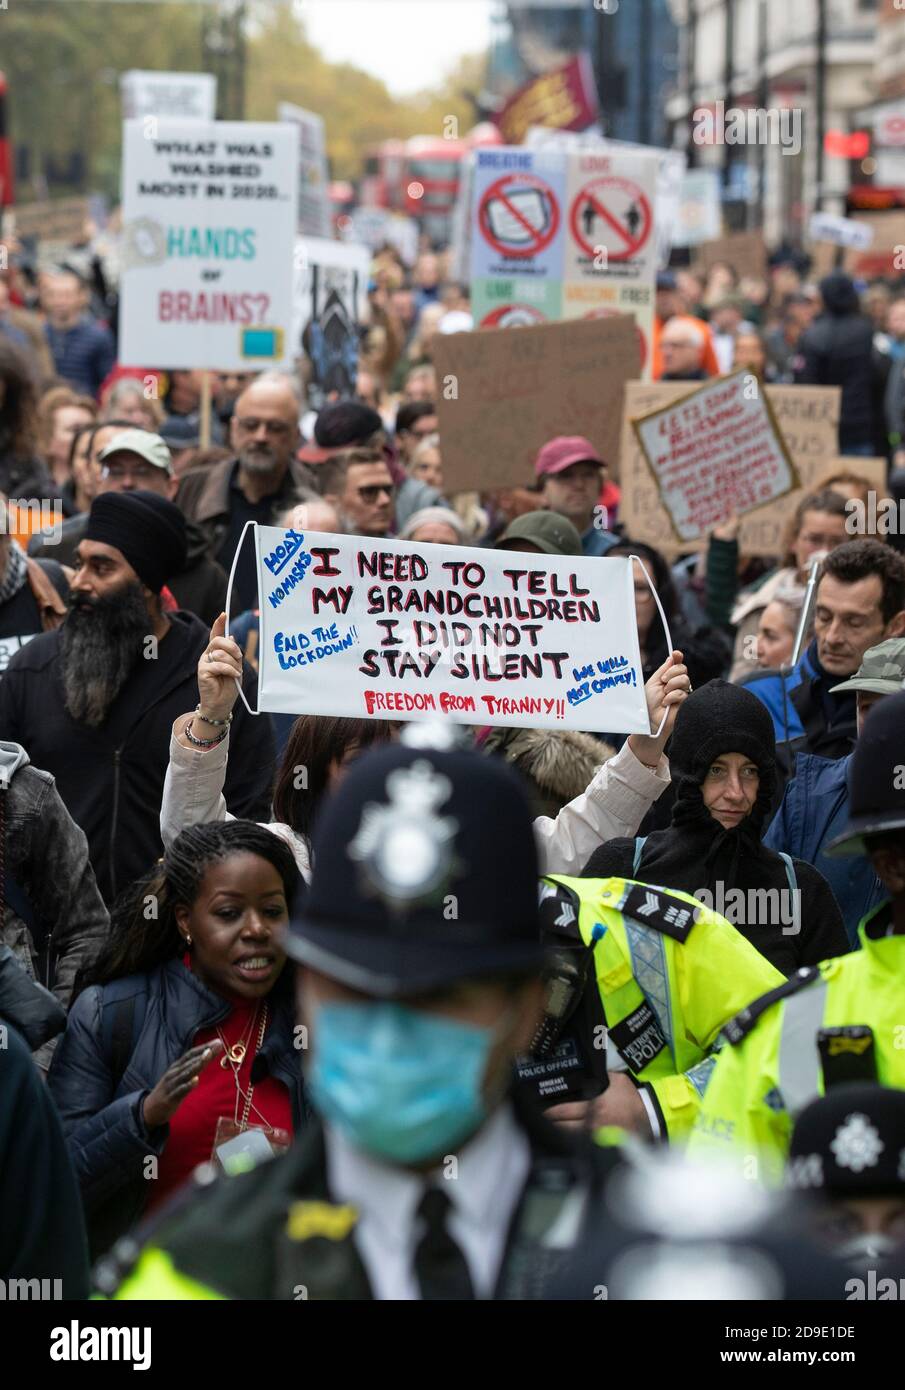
[688,692,905,1184]
[787,1084,905,1275]
[526,873,784,1143]
[101,735,621,1300]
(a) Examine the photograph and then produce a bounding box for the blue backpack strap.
[632,837,648,875]
[778,852,797,895]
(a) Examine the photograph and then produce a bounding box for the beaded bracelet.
[195,704,233,727]
[184,719,229,749]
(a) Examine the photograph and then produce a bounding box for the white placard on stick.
[631,370,800,544]
[278,101,330,237]
[121,70,217,122]
[230,525,653,733]
[119,119,298,370]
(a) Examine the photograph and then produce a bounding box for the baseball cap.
[534,435,605,480]
[657,271,678,292]
[826,691,905,856]
[99,429,173,476]
[496,509,582,556]
[284,742,545,996]
[829,638,905,698]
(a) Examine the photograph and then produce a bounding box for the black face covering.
[632,680,782,900]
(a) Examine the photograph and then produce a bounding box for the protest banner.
[121,70,217,122]
[694,230,768,282]
[496,55,599,147]
[433,314,641,493]
[618,381,850,557]
[469,142,656,375]
[229,524,653,734]
[671,169,721,248]
[525,126,685,272]
[808,211,875,251]
[562,148,658,375]
[470,146,566,328]
[291,235,370,401]
[118,118,298,370]
[278,101,330,237]
[845,211,905,277]
[4,197,91,244]
[632,370,800,543]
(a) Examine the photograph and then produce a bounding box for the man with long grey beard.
[0,491,273,904]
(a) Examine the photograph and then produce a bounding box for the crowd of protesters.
[1,226,905,1304]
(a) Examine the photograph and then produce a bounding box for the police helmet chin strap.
[224,519,259,716]
[629,555,675,739]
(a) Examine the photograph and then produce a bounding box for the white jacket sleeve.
[160,726,234,849]
[533,740,670,877]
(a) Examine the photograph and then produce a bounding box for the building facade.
[665,0,879,243]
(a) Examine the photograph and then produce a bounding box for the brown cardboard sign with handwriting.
[433,315,641,493]
[618,381,861,557]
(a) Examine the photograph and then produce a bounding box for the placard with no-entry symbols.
[471,148,566,282]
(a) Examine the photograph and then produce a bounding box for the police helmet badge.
[348,758,461,911]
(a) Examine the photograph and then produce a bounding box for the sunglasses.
[357,484,395,504]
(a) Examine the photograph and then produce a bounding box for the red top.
[146,967,293,1211]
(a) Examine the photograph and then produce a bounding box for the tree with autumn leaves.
[4,0,485,199]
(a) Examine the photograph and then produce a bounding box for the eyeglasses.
[100,464,163,482]
[235,418,292,438]
[357,484,395,503]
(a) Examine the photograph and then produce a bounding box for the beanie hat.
[84,490,187,593]
[314,401,383,449]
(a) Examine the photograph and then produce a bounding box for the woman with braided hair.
[48,820,306,1259]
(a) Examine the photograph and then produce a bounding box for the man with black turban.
[0,491,273,903]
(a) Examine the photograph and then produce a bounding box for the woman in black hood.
[582,680,849,975]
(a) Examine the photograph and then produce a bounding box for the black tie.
[414,1187,476,1301]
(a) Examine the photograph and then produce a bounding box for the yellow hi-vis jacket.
[542,876,785,1142]
[687,903,902,1185]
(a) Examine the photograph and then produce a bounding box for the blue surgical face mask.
[306,1000,497,1165]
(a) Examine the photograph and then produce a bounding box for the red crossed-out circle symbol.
[479,303,547,329]
[570,176,652,263]
[478,173,561,259]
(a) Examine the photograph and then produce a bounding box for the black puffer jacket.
[48,959,308,1258]
[794,273,880,451]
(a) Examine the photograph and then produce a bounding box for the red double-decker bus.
[365,126,501,244]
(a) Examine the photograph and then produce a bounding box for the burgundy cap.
[535,435,605,479]
[297,442,338,466]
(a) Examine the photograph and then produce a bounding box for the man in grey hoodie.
[0,740,108,1065]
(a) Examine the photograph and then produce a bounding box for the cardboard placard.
[6,197,91,244]
[433,314,642,494]
[631,370,800,543]
[694,230,768,282]
[618,381,857,557]
[240,525,651,733]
